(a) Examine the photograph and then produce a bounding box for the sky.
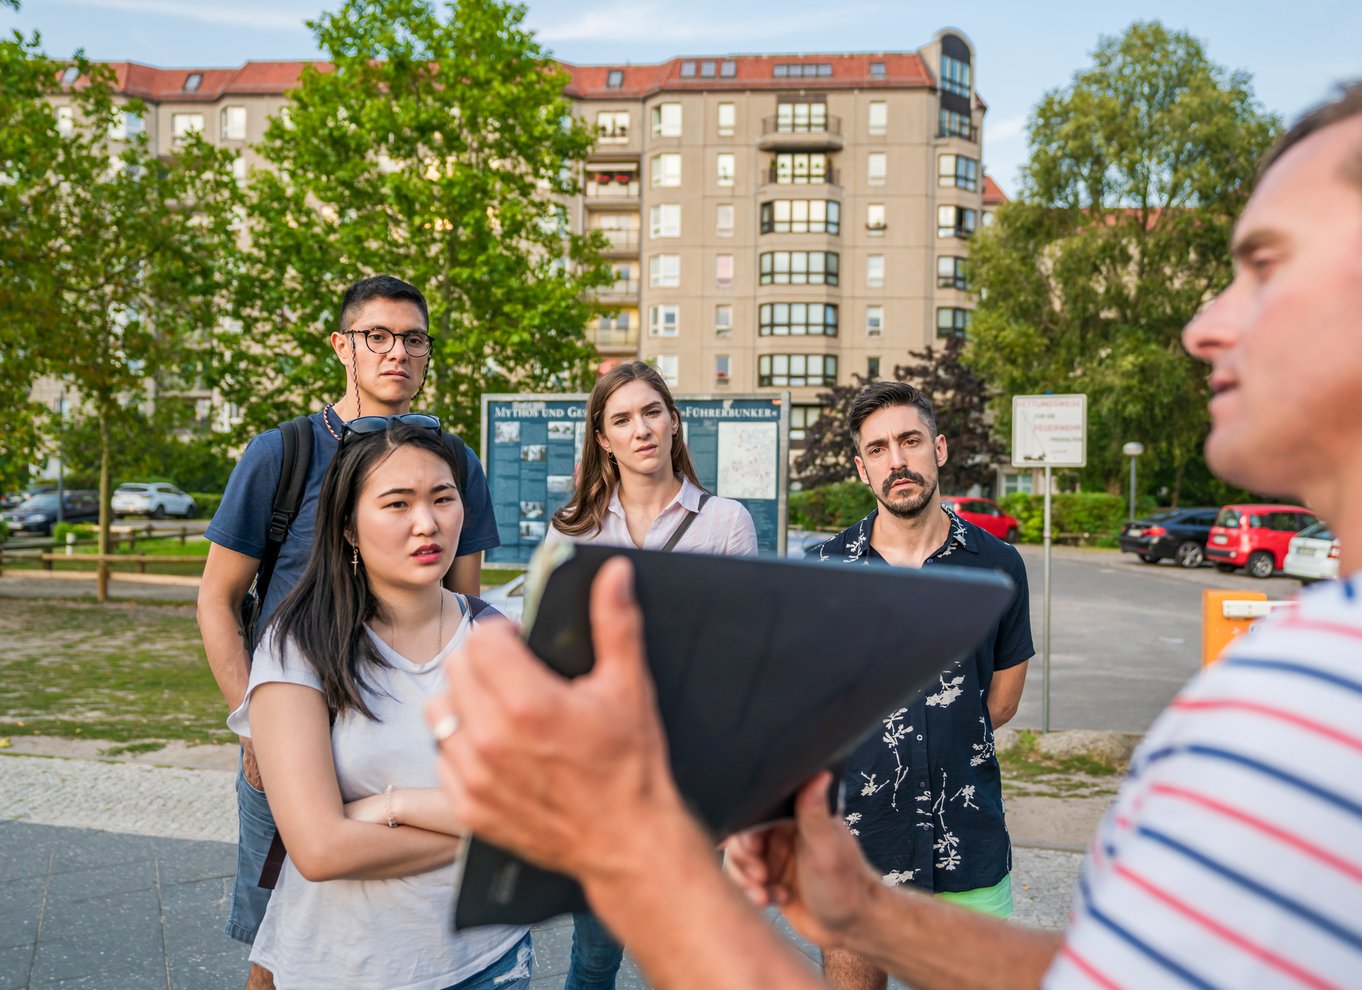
[6,0,1360,192]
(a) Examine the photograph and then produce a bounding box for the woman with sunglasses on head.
[545,360,757,990]
[227,418,531,990]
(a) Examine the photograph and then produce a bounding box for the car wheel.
[150,504,165,520]
[1138,553,1159,564]
[1247,551,1276,579]
[1005,526,1019,543]
[183,502,197,519]
[1175,541,1204,569]
[1214,563,1238,573]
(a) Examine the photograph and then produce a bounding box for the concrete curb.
[996,727,1144,770]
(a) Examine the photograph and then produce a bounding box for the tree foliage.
[228,0,611,447]
[966,21,1279,504]
[0,11,243,583]
[795,335,1004,493]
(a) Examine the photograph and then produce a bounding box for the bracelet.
[384,784,398,828]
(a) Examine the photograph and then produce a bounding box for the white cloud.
[534,0,885,46]
[56,0,313,32]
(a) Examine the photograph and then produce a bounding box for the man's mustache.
[882,467,927,497]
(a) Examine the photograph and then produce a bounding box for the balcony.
[758,114,844,152]
[585,170,640,207]
[765,164,840,189]
[938,123,979,143]
[590,228,640,256]
[585,322,640,354]
[595,278,640,300]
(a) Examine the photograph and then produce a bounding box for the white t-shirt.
[545,475,758,555]
[227,601,527,990]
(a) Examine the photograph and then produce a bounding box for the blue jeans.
[225,756,277,944]
[565,912,623,990]
[443,932,533,990]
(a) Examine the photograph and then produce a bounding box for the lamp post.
[1122,442,1145,522]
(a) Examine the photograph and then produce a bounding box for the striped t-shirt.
[1044,575,1362,990]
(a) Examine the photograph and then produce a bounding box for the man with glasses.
[198,274,499,990]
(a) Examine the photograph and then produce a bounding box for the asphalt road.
[1009,544,1301,734]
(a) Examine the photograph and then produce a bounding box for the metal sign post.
[1012,394,1088,732]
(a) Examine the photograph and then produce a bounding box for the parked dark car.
[1,489,100,536]
[1119,507,1220,568]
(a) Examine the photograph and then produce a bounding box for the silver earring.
[351,544,359,575]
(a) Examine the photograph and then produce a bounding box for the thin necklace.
[322,403,343,441]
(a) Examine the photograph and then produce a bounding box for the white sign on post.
[1012,394,1088,468]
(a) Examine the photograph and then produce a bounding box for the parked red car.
[1205,503,1318,578]
[940,496,1020,542]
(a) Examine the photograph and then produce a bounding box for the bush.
[789,481,875,530]
[188,492,224,519]
[997,492,1160,545]
[51,522,99,544]
[0,518,8,542]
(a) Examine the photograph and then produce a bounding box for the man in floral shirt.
[807,381,1032,990]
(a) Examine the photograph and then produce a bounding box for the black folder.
[452,544,1015,928]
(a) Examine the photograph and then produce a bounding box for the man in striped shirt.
[431,81,1362,990]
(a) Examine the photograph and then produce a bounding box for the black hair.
[848,381,939,449]
[337,274,429,334]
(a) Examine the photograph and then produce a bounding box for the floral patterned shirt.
[807,505,1033,893]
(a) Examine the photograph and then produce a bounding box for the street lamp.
[1122,442,1145,522]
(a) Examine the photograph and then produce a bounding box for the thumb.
[586,555,649,691]
[795,771,837,834]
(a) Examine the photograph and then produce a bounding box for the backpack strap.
[464,594,498,621]
[661,491,711,552]
[255,415,314,610]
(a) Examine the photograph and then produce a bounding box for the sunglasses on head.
[340,413,441,444]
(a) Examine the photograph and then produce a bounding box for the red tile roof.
[983,174,1008,205]
[69,61,329,101]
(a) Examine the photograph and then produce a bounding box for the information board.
[481,393,790,564]
[1011,394,1088,468]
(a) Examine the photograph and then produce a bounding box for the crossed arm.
[427,559,1062,990]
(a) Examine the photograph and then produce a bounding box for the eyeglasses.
[347,327,434,357]
[340,413,441,444]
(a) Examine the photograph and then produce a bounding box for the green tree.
[966,21,1279,505]
[0,9,244,595]
[229,0,611,448]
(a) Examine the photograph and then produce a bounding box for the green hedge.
[51,522,99,544]
[789,481,876,530]
[997,492,1160,546]
[189,492,224,519]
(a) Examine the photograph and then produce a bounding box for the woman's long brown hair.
[551,361,702,538]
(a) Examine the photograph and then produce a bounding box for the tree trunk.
[97,408,111,603]
[1171,460,1184,509]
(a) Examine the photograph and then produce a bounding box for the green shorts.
[934,873,1013,919]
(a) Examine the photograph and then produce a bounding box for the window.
[715,255,734,288]
[939,107,973,140]
[720,61,737,78]
[680,60,697,78]
[937,307,972,338]
[938,153,978,191]
[867,357,881,378]
[183,72,203,93]
[649,254,680,288]
[649,204,681,238]
[221,105,247,141]
[61,65,80,85]
[759,302,838,336]
[715,305,733,335]
[232,156,247,186]
[937,256,969,290]
[595,110,630,140]
[715,203,735,237]
[717,102,736,137]
[1002,471,1034,496]
[867,152,886,185]
[869,61,885,78]
[941,55,971,98]
[758,354,837,387]
[108,109,143,140]
[772,153,828,185]
[654,354,680,386]
[652,102,682,137]
[868,101,887,135]
[937,205,977,238]
[715,354,731,382]
[776,101,827,133]
[866,306,883,336]
[789,405,820,441]
[866,204,886,233]
[981,210,995,228]
[172,113,204,143]
[55,105,74,137]
[700,60,717,78]
[606,70,624,88]
[651,153,682,187]
[597,309,632,330]
[758,251,839,285]
[866,255,884,288]
[773,63,832,78]
[760,199,839,234]
[715,153,735,187]
[649,305,679,337]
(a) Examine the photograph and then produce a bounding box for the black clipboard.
[452,545,1015,928]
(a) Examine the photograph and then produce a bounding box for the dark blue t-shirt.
[205,412,499,630]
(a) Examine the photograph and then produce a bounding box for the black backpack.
[239,414,468,647]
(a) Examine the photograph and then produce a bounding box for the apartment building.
[46,29,995,445]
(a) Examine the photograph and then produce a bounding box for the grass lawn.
[0,599,230,747]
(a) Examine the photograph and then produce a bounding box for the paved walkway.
[1,754,1081,989]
